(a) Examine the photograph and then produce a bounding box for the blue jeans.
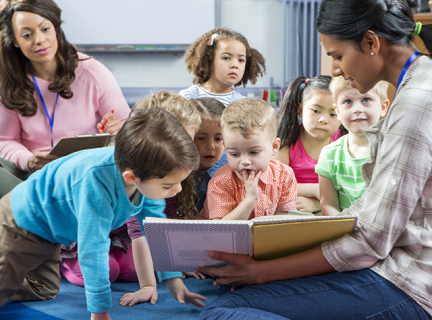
[199,269,431,320]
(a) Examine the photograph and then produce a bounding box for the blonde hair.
[134,91,201,133]
[221,98,277,139]
[330,76,389,103]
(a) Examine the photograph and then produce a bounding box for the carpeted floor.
[1,277,218,319]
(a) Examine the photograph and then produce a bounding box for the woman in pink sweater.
[0,0,130,194]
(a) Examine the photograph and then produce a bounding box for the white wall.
[90,0,284,89]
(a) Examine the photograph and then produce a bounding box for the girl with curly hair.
[179,28,266,106]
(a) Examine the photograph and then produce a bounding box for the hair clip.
[208,34,218,46]
[413,22,422,36]
[305,78,310,84]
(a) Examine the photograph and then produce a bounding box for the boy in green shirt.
[316,77,389,216]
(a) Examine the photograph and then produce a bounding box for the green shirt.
[315,134,368,210]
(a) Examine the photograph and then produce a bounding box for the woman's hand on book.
[195,251,262,288]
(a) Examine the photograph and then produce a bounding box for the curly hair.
[184,27,266,87]
[0,0,84,117]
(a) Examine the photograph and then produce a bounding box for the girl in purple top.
[274,76,343,213]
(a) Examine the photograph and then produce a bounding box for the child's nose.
[240,156,251,166]
[352,102,364,113]
[172,183,182,195]
[207,141,215,150]
[318,114,329,124]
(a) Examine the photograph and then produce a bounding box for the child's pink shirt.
[0,53,130,171]
[289,128,341,183]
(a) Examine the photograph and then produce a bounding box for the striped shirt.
[199,160,297,220]
[321,55,432,315]
[315,134,368,210]
[178,85,244,107]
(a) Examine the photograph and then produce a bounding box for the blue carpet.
[1,277,218,319]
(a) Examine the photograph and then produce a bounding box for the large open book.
[143,213,357,272]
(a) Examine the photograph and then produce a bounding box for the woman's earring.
[371,52,374,56]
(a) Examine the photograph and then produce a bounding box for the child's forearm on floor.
[131,237,157,288]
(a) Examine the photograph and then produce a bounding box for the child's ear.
[122,169,137,185]
[333,104,342,121]
[272,137,281,156]
[380,99,390,118]
[297,103,303,118]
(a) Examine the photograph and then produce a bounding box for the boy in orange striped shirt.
[199,98,297,220]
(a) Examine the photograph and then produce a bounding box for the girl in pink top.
[274,76,344,213]
[0,0,130,177]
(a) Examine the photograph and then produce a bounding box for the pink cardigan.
[0,53,130,171]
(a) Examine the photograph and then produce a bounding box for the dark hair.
[190,97,225,123]
[114,108,199,181]
[184,27,266,87]
[0,0,84,117]
[317,0,432,53]
[277,75,346,149]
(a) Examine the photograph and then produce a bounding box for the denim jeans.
[199,269,431,320]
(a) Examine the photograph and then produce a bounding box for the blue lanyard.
[28,61,59,148]
[395,51,421,100]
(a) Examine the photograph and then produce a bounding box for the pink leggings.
[60,247,138,287]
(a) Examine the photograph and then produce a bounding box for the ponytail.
[418,24,432,54]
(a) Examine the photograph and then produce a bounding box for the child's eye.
[163,186,172,190]
[343,99,353,105]
[222,56,230,60]
[230,153,239,157]
[362,98,371,103]
[195,137,205,141]
[333,56,342,61]
[312,109,320,113]
[330,113,338,117]
[250,151,259,155]
[215,137,223,142]
[239,58,245,63]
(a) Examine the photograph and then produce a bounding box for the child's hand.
[296,196,320,213]
[183,271,207,280]
[119,285,158,306]
[235,170,261,201]
[167,278,208,308]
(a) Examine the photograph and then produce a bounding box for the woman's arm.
[319,176,340,216]
[196,246,335,288]
[0,105,34,171]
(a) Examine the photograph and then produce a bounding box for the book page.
[167,230,236,267]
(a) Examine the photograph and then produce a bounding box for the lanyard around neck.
[394,51,421,100]
[28,61,59,148]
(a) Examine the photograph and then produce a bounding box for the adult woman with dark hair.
[0,0,130,189]
[196,1,432,319]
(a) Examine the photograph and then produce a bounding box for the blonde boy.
[316,76,389,216]
[199,98,297,220]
